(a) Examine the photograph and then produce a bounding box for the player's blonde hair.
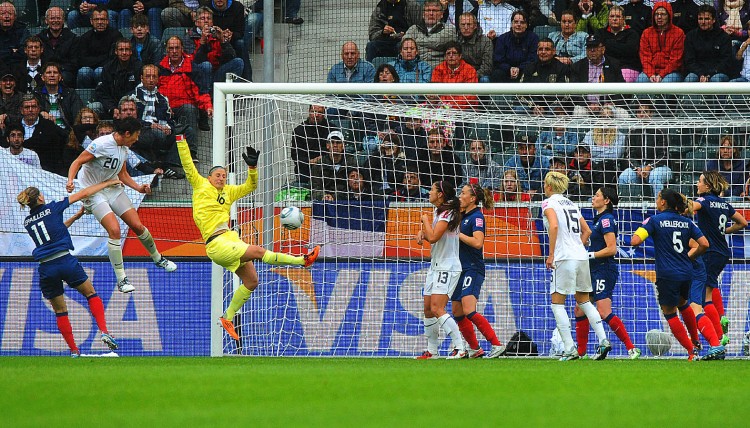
[702,170,729,196]
[544,171,569,194]
[17,187,41,209]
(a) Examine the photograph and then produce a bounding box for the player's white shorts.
[82,185,134,222]
[550,259,592,295]
[424,269,461,296]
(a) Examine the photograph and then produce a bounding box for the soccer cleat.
[219,317,239,340]
[720,334,730,346]
[628,347,642,360]
[703,345,726,361]
[487,344,506,358]
[303,246,320,268]
[593,339,612,361]
[155,257,177,272]
[720,315,729,334]
[101,333,118,351]
[71,350,80,358]
[467,348,485,358]
[578,354,591,360]
[117,278,135,293]
[688,352,701,362]
[559,347,580,361]
[446,348,468,359]
[415,350,438,360]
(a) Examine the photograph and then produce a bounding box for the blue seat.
[161,27,193,54]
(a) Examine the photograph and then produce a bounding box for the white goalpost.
[210,82,750,358]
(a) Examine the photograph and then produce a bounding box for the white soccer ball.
[645,329,673,357]
[280,206,304,230]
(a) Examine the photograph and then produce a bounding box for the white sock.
[107,238,126,282]
[137,227,161,262]
[551,304,575,351]
[424,317,439,354]
[579,301,607,343]
[438,314,464,351]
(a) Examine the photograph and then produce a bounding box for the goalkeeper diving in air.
[176,135,320,341]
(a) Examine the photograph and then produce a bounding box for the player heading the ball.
[175,135,320,341]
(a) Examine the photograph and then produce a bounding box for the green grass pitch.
[1,357,748,427]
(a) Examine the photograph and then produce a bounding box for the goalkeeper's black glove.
[242,146,260,167]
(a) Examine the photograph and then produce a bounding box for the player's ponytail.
[469,182,494,209]
[681,193,695,217]
[599,186,618,213]
[435,181,462,231]
[17,187,41,209]
[660,188,686,213]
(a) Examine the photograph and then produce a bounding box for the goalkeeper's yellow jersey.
[177,140,258,242]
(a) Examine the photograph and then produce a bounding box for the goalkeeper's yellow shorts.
[206,231,249,272]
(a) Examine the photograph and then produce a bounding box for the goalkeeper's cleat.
[467,348,485,358]
[446,348,468,360]
[71,350,80,358]
[415,350,438,360]
[219,317,239,341]
[101,333,118,351]
[628,347,642,360]
[155,257,177,272]
[117,278,135,293]
[703,345,726,361]
[720,334,730,346]
[303,245,320,268]
[559,347,580,361]
[593,339,612,361]
[487,344,506,358]
[721,315,729,334]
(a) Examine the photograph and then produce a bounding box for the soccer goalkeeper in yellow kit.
[177,135,320,340]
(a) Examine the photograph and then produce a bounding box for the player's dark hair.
[435,180,461,231]
[113,116,142,134]
[701,170,729,196]
[599,186,618,212]
[467,183,494,209]
[659,188,686,213]
[17,187,41,209]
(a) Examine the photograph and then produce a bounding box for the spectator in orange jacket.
[431,41,478,109]
[637,2,685,82]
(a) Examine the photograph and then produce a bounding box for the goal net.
[214,82,750,358]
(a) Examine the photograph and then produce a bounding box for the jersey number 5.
[672,231,683,253]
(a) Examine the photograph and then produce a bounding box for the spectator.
[93,38,142,119]
[581,108,626,161]
[417,127,462,188]
[570,34,626,117]
[549,154,590,200]
[34,63,85,131]
[443,0,479,29]
[8,94,68,175]
[76,7,123,89]
[0,2,30,67]
[310,130,360,201]
[567,144,598,192]
[404,0,457,68]
[283,0,304,25]
[63,107,99,166]
[0,72,21,117]
[716,0,750,41]
[597,5,642,82]
[362,133,407,196]
[684,5,733,82]
[550,9,588,65]
[398,114,428,160]
[637,2,685,82]
[456,12,493,82]
[463,139,503,189]
[492,10,539,82]
[327,41,377,83]
[477,0,515,41]
[366,0,420,61]
[190,6,244,94]
[111,0,166,39]
[341,168,377,201]
[503,134,550,194]
[390,37,433,83]
[575,0,609,34]
[244,0,263,56]
[508,0,546,27]
[392,168,431,201]
[158,36,213,133]
[68,1,119,30]
[207,0,251,81]
[618,101,672,196]
[537,123,579,157]
[161,0,200,28]
[2,123,41,168]
[13,36,45,94]
[38,7,79,86]
[622,0,652,35]
[129,12,162,65]
[375,64,400,82]
[518,38,571,115]
[706,135,748,199]
[291,104,330,184]
[495,169,531,202]
[671,0,700,33]
[735,36,750,81]
[431,41,478,109]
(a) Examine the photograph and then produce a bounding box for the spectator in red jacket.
[637,2,685,82]
[431,41,478,109]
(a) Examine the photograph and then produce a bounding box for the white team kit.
[542,194,592,295]
[78,134,134,221]
[424,209,462,296]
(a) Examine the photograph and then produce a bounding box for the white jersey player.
[66,117,176,293]
[542,172,612,361]
[414,180,466,360]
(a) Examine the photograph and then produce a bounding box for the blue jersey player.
[575,187,640,359]
[693,171,747,340]
[631,188,724,360]
[17,180,121,357]
[451,182,506,358]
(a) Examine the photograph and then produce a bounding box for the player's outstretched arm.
[176,135,203,188]
[66,150,96,193]
[230,146,260,199]
[69,179,122,204]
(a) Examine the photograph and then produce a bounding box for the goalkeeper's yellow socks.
[223,285,253,320]
[261,250,303,266]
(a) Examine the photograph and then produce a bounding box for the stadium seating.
[161,27,193,54]
[371,56,395,69]
[532,25,560,41]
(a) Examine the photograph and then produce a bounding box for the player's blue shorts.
[689,258,707,306]
[590,265,618,301]
[38,254,88,300]
[655,278,690,307]
[703,252,729,290]
[451,270,484,301]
